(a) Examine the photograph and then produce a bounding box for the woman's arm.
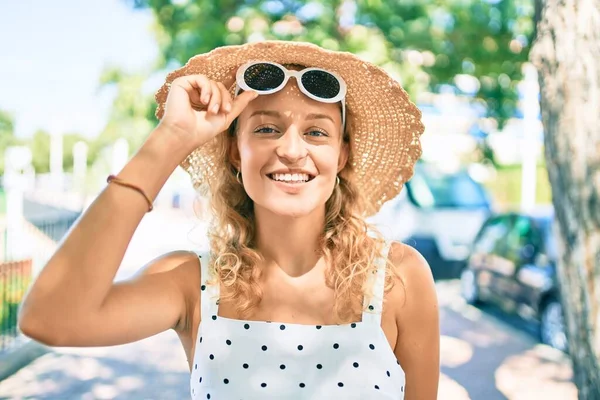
[17,75,257,348]
[391,242,440,400]
[17,130,195,347]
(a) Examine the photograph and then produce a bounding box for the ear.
[229,136,241,171]
[337,142,349,173]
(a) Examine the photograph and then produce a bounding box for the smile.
[267,173,316,184]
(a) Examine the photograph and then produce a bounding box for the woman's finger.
[171,75,210,107]
[207,81,222,114]
[226,90,259,125]
[217,82,233,113]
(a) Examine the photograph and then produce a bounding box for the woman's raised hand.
[158,74,258,152]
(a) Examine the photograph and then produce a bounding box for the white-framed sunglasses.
[235,61,347,127]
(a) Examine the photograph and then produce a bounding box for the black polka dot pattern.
[190,247,405,399]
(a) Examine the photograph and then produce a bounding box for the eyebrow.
[249,110,335,124]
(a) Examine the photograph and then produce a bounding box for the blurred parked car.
[371,162,492,279]
[459,209,568,352]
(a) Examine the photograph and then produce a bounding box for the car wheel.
[540,299,568,352]
[460,268,480,305]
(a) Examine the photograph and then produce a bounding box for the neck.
[254,205,325,277]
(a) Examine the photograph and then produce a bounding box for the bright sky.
[0,0,158,139]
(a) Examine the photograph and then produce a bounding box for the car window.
[506,216,544,261]
[406,167,490,209]
[473,215,512,255]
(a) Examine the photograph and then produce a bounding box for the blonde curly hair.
[203,105,400,323]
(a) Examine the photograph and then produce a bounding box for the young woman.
[19,41,439,399]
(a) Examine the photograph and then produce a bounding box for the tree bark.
[531,0,600,398]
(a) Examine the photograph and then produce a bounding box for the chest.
[219,277,356,325]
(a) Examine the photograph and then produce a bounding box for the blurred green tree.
[0,110,21,176]
[27,131,90,174]
[28,130,51,174]
[62,133,90,172]
[126,0,536,127]
[89,67,157,163]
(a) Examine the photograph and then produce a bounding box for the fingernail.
[224,103,232,112]
[202,96,209,104]
[212,104,220,113]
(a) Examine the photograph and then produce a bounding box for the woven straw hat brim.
[155,40,424,216]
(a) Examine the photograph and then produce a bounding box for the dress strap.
[196,250,220,320]
[362,241,392,326]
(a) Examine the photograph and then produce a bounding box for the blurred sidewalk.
[0,207,577,399]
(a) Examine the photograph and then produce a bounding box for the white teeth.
[271,173,310,182]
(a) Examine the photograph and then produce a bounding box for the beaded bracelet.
[106,174,154,212]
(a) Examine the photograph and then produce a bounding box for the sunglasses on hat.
[234,61,347,127]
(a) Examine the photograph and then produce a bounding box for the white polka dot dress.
[190,244,405,399]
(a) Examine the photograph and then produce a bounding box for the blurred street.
[0,207,576,399]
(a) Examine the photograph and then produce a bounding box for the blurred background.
[0,0,595,399]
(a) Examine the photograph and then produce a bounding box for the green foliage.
[484,164,551,207]
[62,133,90,172]
[126,0,536,127]
[90,68,157,162]
[23,130,90,174]
[0,110,22,176]
[29,130,51,173]
[358,0,535,124]
[0,271,31,335]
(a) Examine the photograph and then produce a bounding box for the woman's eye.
[306,129,328,137]
[255,126,279,134]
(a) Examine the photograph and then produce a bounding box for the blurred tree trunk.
[531,0,600,398]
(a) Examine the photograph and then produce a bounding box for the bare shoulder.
[386,242,438,325]
[136,250,201,277]
[388,242,434,282]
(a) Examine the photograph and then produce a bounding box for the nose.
[276,126,308,162]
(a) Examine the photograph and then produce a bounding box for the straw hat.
[155,40,424,216]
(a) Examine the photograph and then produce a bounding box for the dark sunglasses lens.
[301,70,341,99]
[243,63,285,91]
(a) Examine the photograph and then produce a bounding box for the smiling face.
[230,80,348,218]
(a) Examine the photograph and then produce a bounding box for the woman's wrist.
[113,129,189,203]
[144,125,197,167]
